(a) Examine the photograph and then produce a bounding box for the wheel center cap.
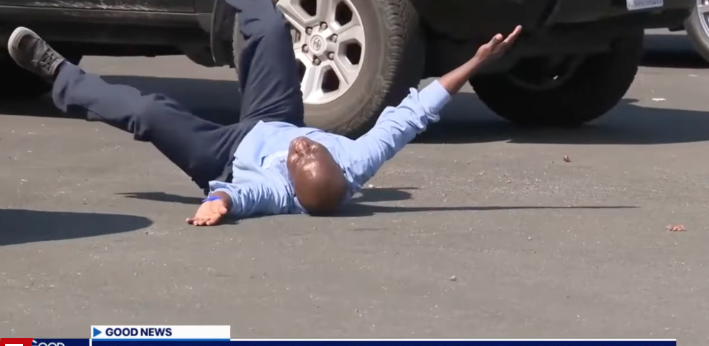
[309,35,326,55]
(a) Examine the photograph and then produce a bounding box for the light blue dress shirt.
[208,79,451,217]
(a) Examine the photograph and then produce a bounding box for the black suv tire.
[685,1,709,62]
[232,0,425,138]
[470,31,644,127]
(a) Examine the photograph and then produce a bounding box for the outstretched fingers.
[489,33,504,48]
[186,217,217,226]
[503,25,523,46]
[491,25,522,53]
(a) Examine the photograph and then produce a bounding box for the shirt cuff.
[418,80,451,115]
[208,182,241,215]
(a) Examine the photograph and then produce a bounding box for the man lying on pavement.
[6,0,521,226]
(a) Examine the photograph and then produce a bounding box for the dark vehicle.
[0,0,693,137]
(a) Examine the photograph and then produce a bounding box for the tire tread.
[471,32,644,126]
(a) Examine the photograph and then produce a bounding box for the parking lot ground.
[0,32,708,342]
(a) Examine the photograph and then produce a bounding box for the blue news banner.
[32,340,676,346]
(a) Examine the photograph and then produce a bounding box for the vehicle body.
[0,0,694,137]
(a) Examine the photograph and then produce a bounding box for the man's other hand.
[187,199,229,226]
[436,25,523,95]
[474,25,522,64]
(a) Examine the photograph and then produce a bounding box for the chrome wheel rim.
[277,0,366,105]
[697,0,709,37]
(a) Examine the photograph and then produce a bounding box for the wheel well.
[210,0,237,66]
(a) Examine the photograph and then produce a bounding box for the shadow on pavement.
[117,187,418,206]
[4,40,709,147]
[116,188,635,218]
[641,33,708,69]
[352,187,417,203]
[332,204,637,217]
[0,209,153,246]
[8,78,709,147]
[416,96,709,145]
[642,49,708,69]
[118,191,203,205]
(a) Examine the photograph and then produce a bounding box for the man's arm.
[347,26,523,187]
[346,80,451,187]
[187,180,294,226]
[208,180,293,218]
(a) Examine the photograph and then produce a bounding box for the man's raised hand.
[474,25,522,64]
[436,25,523,95]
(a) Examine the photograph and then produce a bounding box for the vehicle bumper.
[421,0,693,77]
[552,0,693,25]
[414,0,692,40]
[0,5,208,47]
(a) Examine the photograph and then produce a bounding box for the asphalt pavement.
[0,31,708,342]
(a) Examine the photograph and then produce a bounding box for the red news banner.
[1,340,33,346]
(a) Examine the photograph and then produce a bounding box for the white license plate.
[627,0,663,11]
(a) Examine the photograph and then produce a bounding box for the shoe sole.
[7,26,38,64]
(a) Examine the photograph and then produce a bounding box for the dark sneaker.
[7,26,66,81]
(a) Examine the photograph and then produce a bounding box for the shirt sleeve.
[208,180,295,218]
[347,79,451,187]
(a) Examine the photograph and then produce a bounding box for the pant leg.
[52,62,251,190]
[228,0,305,126]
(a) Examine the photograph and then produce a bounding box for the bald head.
[287,137,348,214]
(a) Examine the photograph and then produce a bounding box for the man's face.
[286,137,340,179]
[287,136,349,213]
